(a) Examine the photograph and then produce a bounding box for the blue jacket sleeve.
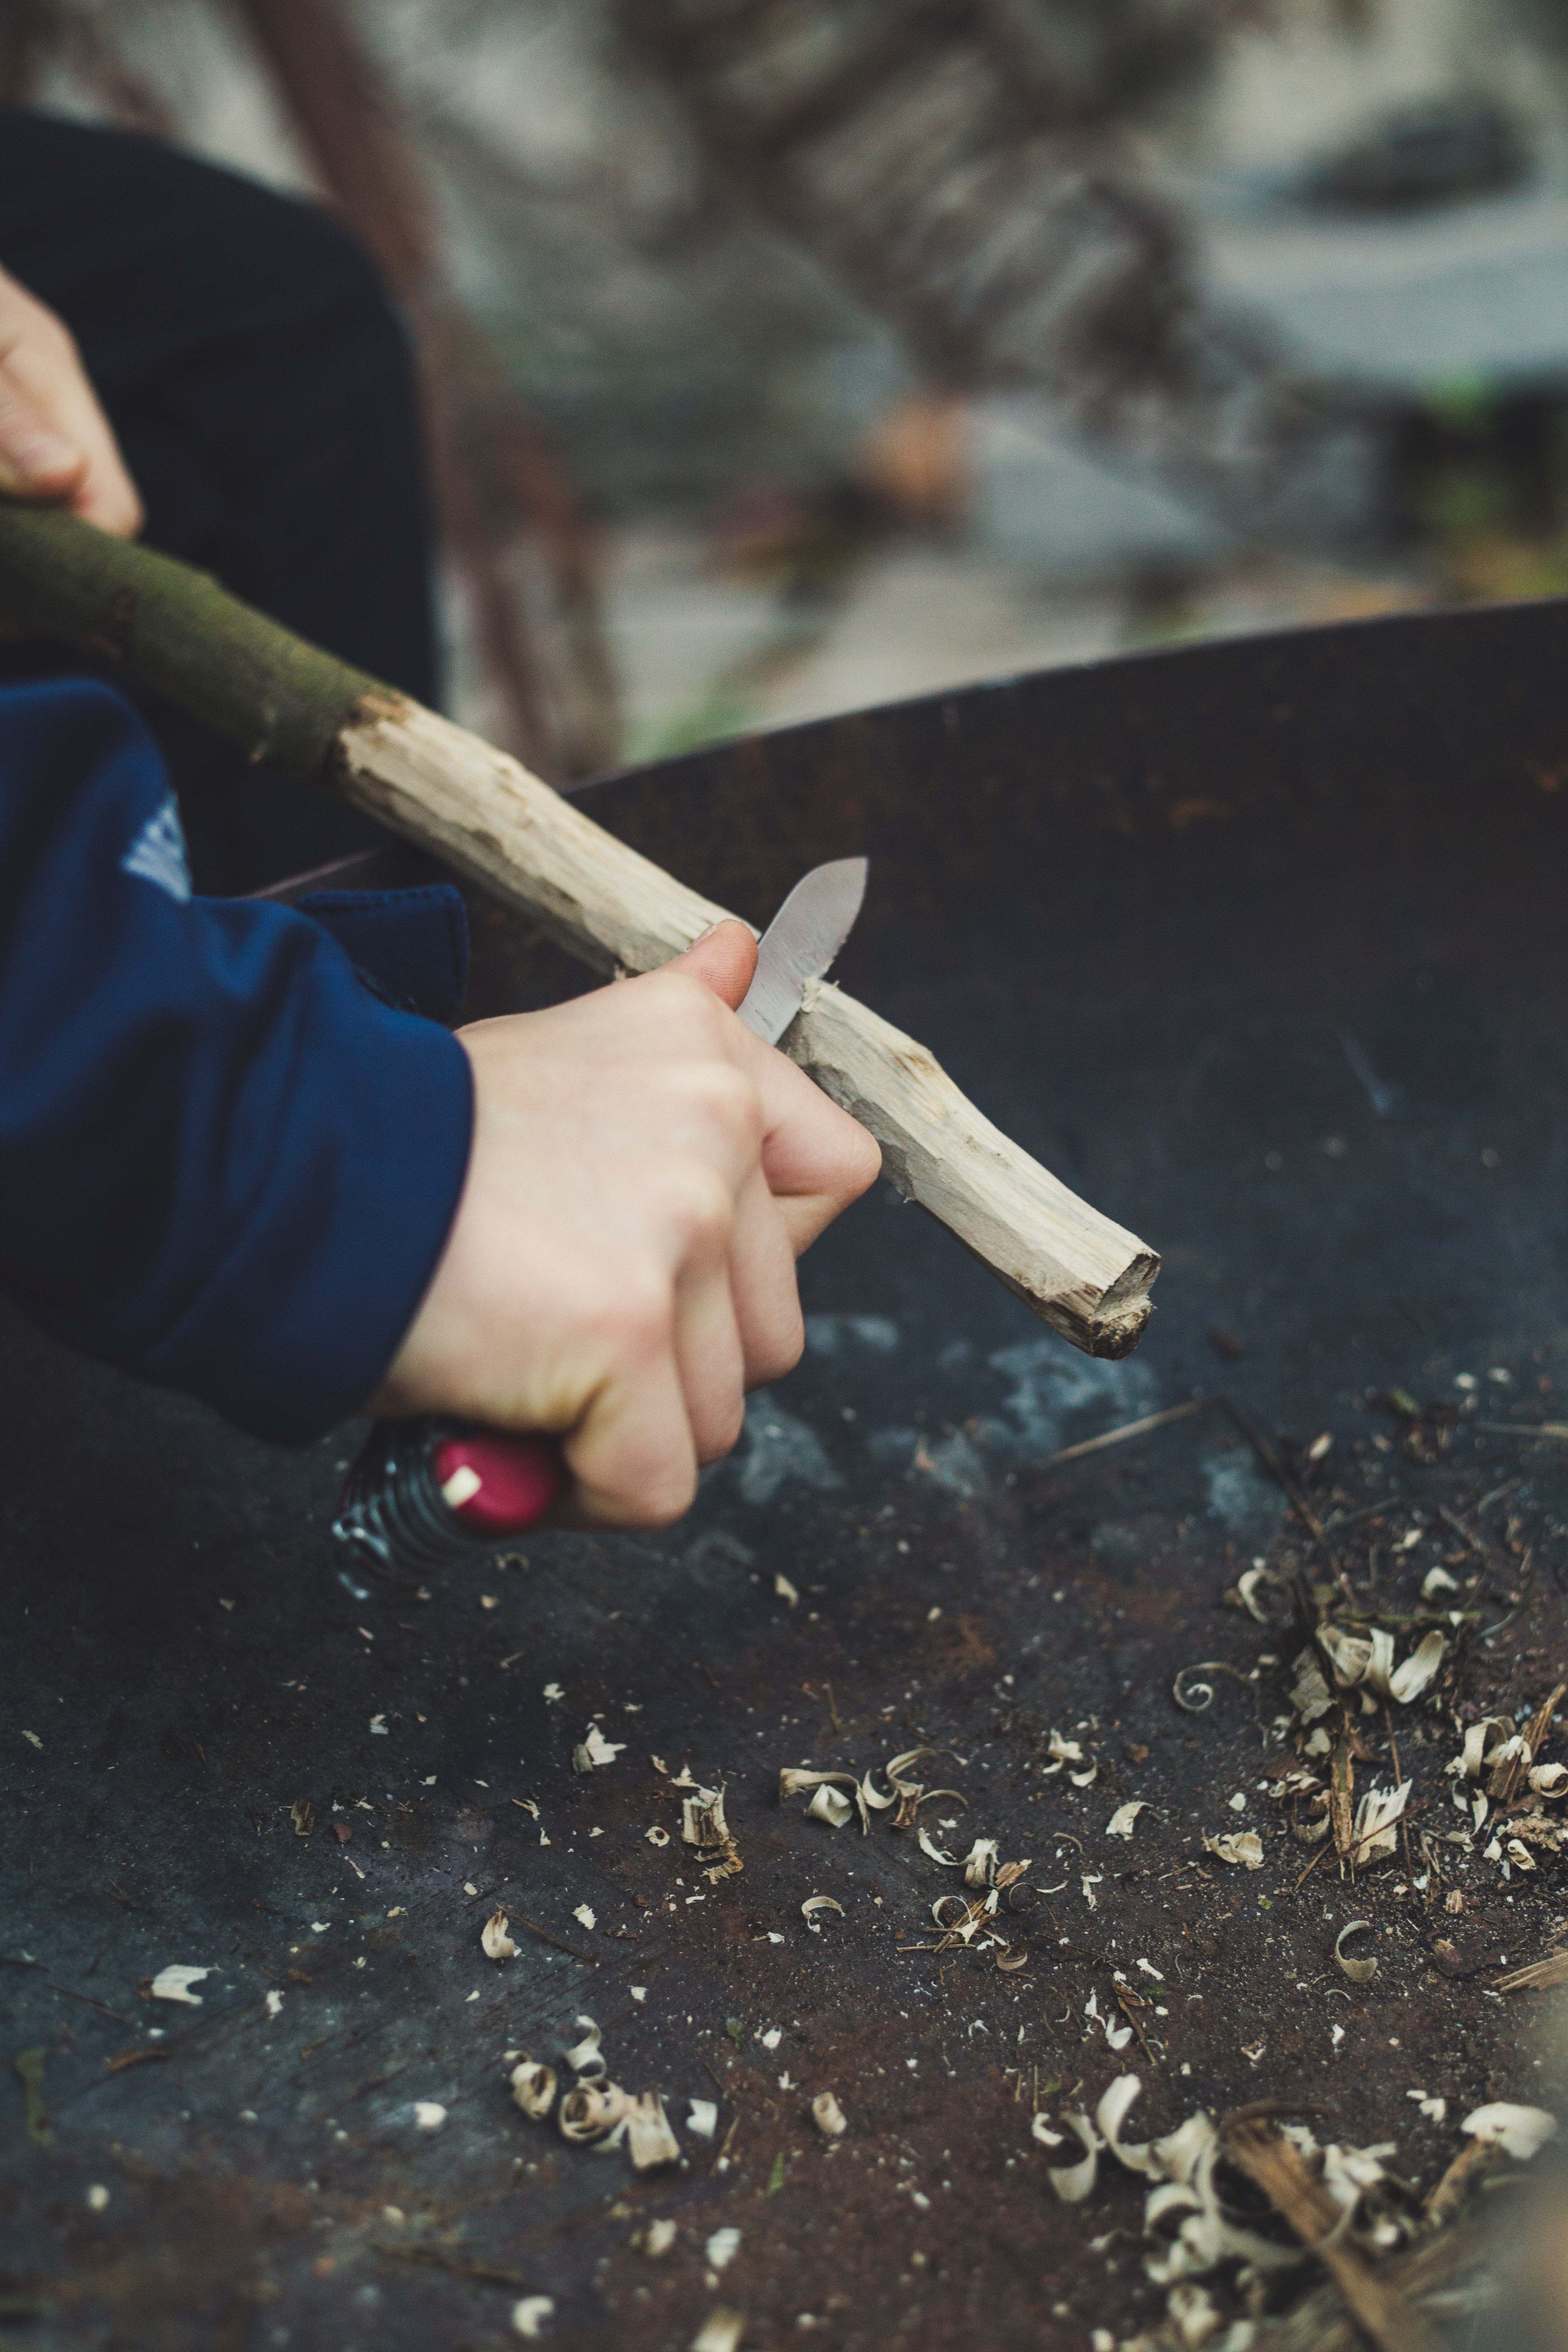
[0,677,474,1443]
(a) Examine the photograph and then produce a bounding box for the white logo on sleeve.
[121,795,192,902]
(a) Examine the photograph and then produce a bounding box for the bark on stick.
[0,500,1158,1356]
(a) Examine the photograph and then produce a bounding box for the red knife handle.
[332,1417,565,1572]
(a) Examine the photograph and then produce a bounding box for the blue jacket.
[0,677,474,1442]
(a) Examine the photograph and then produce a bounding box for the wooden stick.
[0,501,1158,1356]
[1225,2117,1442,2352]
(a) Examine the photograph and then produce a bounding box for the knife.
[333,857,870,1572]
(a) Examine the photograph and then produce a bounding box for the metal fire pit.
[6,600,1568,2351]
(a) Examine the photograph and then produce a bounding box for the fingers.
[561,1336,699,1528]
[726,1164,804,1385]
[0,363,85,503]
[663,918,758,1009]
[0,266,143,537]
[663,916,882,1247]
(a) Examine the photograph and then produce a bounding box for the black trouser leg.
[0,107,438,893]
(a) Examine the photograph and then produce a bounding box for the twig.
[373,2245,529,2290]
[1225,2116,1442,2352]
[1437,1506,1489,1561]
[511,1914,596,1963]
[1424,2138,1501,2225]
[1043,1396,1213,1468]
[1222,1396,1355,1606]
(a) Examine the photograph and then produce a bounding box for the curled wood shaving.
[1449,1716,1511,1781]
[801,1895,844,1932]
[1350,1780,1412,1866]
[1044,2112,1102,2202]
[510,2060,557,2119]
[780,1768,866,1833]
[995,1944,1029,1972]
[564,2016,606,2080]
[1529,1762,1568,1795]
[646,1825,670,1846]
[482,1909,518,1961]
[1202,1831,1263,1869]
[559,2081,634,2147]
[1106,1802,1147,1841]
[918,1826,961,1867]
[1389,1630,1448,1703]
[812,2090,847,2138]
[963,1838,1000,1885]
[1235,1567,1278,1623]
[807,1785,854,1829]
[684,1786,743,1883]
[1173,1663,1246,1715]
[1335,1919,1378,1983]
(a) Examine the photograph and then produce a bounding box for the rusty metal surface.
[7,599,1568,2349]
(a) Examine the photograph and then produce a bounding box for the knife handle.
[332,1416,564,1573]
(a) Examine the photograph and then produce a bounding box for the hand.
[0,262,141,535]
[372,922,881,1528]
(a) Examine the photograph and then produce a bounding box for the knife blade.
[736,855,868,1046]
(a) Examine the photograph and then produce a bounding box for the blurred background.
[9,0,1568,780]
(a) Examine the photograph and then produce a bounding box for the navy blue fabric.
[295,887,470,1026]
[0,677,474,1443]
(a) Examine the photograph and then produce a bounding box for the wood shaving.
[626,2090,681,2171]
[1288,1649,1334,1722]
[962,1837,1000,1884]
[1389,1630,1448,1703]
[812,2090,848,2138]
[1350,1779,1412,1866]
[918,1826,961,1867]
[564,2017,607,2079]
[643,2218,677,2256]
[511,2297,554,2339]
[510,2061,557,2119]
[807,1784,854,1829]
[1043,2111,1102,2202]
[290,1799,313,1838]
[559,2082,635,2147]
[1201,1831,1263,1870]
[773,1573,799,1606]
[801,1895,844,1931]
[413,2102,446,2130]
[646,1825,670,1846]
[482,1909,518,1961]
[573,1724,627,1773]
[1461,2102,1558,2160]
[683,1786,743,1882]
[1106,1802,1147,1841]
[1335,1919,1378,1983]
[781,1768,866,1833]
[149,1966,210,2005]
[705,2226,741,2272]
[687,2099,718,2138]
[573,1904,597,1931]
[691,2310,744,2352]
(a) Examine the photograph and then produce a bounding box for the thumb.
[664,917,758,1011]
[0,365,85,499]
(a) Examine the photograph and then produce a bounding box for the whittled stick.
[0,502,1158,1356]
